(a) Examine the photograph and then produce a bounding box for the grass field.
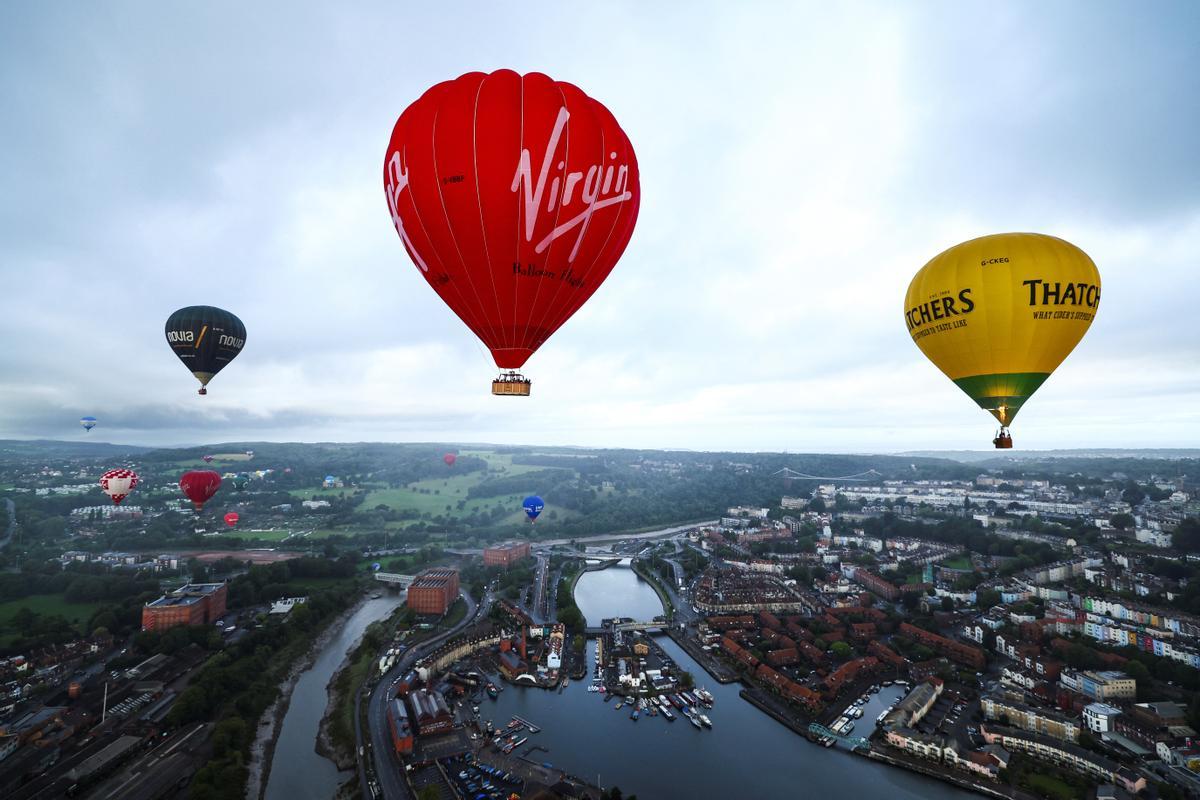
[286,451,578,537]
[0,594,101,631]
[940,555,974,570]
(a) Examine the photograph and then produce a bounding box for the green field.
[940,555,973,570]
[286,451,576,537]
[0,594,101,631]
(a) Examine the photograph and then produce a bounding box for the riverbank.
[246,591,369,800]
[861,748,1023,800]
[317,605,409,770]
[668,628,738,683]
[630,558,674,618]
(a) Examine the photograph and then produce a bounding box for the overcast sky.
[2,2,1197,453]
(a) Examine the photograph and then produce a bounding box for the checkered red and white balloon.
[100,468,139,505]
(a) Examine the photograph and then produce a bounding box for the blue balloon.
[80,416,97,432]
[372,562,382,571]
[522,495,544,522]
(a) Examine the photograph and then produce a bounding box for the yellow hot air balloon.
[904,232,1100,448]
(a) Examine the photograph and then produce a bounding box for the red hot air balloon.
[224,512,239,528]
[202,455,214,463]
[100,469,138,505]
[180,470,222,511]
[384,70,640,396]
[443,453,457,467]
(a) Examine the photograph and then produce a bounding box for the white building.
[1083,702,1121,733]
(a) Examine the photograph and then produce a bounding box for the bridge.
[773,468,881,482]
[807,722,871,751]
[373,572,417,587]
[584,620,670,636]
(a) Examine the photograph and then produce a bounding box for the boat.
[882,680,893,687]
[661,707,676,721]
[823,737,835,748]
[845,721,855,733]
[631,709,639,720]
[615,700,624,710]
[699,714,712,728]
[688,713,702,729]
[604,693,613,703]
[486,683,499,700]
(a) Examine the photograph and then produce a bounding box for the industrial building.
[483,540,532,568]
[386,698,414,754]
[141,583,227,632]
[406,568,460,615]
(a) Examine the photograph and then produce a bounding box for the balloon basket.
[492,372,531,396]
[993,429,1013,449]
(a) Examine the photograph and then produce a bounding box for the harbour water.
[484,562,976,800]
[264,593,405,800]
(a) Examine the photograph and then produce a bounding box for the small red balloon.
[224,512,239,527]
[443,453,457,467]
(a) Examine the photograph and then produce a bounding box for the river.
[484,562,976,800]
[264,593,405,800]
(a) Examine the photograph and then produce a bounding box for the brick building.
[141,583,227,631]
[406,568,460,615]
[386,698,414,754]
[851,569,899,601]
[900,622,986,669]
[410,688,454,735]
[483,540,532,568]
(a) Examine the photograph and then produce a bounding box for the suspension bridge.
[772,468,882,481]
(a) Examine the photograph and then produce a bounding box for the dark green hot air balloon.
[164,306,246,395]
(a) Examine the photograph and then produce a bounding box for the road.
[361,588,489,800]
[536,520,717,547]
[1,497,15,549]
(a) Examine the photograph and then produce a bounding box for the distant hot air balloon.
[100,469,138,505]
[384,70,641,396]
[232,473,249,491]
[905,233,1100,448]
[164,305,246,395]
[80,416,97,432]
[522,495,544,523]
[284,467,292,474]
[443,453,457,467]
[371,562,382,572]
[224,512,239,528]
[180,470,222,511]
[245,450,254,458]
[202,455,214,463]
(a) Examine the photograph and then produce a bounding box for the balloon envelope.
[80,416,97,432]
[384,70,640,371]
[522,495,544,521]
[224,512,239,527]
[180,470,222,510]
[443,453,457,467]
[164,305,246,394]
[904,232,1099,431]
[202,455,214,463]
[100,469,139,505]
[372,562,382,571]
